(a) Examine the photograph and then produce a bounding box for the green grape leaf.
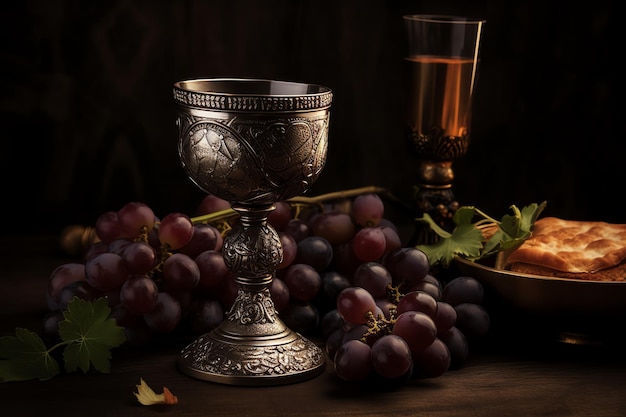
[0,328,60,382]
[58,297,126,374]
[416,201,547,268]
[416,213,485,268]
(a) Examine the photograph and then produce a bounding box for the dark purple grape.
[396,290,438,319]
[326,328,345,359]
[439,326,470,369]
[268,201,292,232]
[351,227,386,262]
[186,298,225,335]
[57,281,102,310]
[144,292,181,333]
[442,276,485,306]
[371,334,413,379]
[320,309,345,339]
[392,310,437,355]
[412,338,450,378]
[196,193,231,215]
[47,263,86,310]
[336,287,377,325]
[294,236,333,272]
[163,252,200,291]
[117,202,155,238]
[270,276,290,312]
[280,301,319,336]
[319,271,351,303]
[178,223,223,258]
[282,263,321,302]
[351,193,384,227]
[334,339,373,382]
[352,262,392,299]
[122,241,156,275]
[382,247,430,291]
[310,211,355,246]
[284,218,311,243]
[277,232,298,270]
[85,252,128,291]
[408,280,442,301]
[120,275,158,314]
[195,250,229,290]
[434,301,457,335]
[454,303,490,340]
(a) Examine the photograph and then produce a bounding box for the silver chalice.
[174,78,332,385]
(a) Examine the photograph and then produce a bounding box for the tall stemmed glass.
[174,78,332,386]
[403,15,486,244]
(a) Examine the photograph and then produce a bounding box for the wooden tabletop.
[1,235,626,417]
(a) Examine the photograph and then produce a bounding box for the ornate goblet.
[174,78,332,385]
[403,15,486,244]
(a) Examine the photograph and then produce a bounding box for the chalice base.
[177,317,326,386]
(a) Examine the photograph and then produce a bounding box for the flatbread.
[503,217,626,275]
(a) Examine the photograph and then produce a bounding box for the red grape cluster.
[44,191,490,382]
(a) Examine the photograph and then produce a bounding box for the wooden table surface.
[1,235,625,417]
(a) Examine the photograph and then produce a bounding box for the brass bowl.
[454,253,626,345]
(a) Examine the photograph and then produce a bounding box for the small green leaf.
[0,328,60,382]
[417,222,484,268]
[58,297,126,374]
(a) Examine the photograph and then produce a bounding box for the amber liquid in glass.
[406,56,477,138]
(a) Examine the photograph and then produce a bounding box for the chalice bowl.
[404,15,485,243]
[174,78,332,386]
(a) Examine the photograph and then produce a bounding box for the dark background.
[1,0,622,238]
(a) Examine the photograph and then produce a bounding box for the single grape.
[178,223,224,258]
[352,262,392,299]
[310,211,355,246]
[195,250,230,290]
[280,300,319,336]
[117,202,155,238]
[162,252,200,291]
[282,263,321,302]
[380,225,402,256]
[396,290,438,319]
[319,309,345,340]
[371,334,413,379]
[351,193,384,227]
[84,241,110,261]
[120,275,159,314]
[196,193,231,215]
[439,326,470,369]
[269,276,290,312]
[375,298,396,320]
[267,201,292,231]
[326,328,345,359]
[277,232,298,270]
[331,241,362,279]
[283,218,311,243]
[336,286,377,325]
[392,310,437,355]
[186,298,225,335]
[108,238,132,255]
[442,276,485,306]
[317,271,351,310]
[95,211,126,243]
[382,247,430,291]
[434,301,457,335]
[158,212,194,250]
[57,282,102,310]
[454,302,490,340]
[351,227,386,262]
[41,310,64,343]
[411,338,451,378]
[122,241,157,275]
[85,252,129,291]
[408,280,442,301]
[47,263,87,310]
[334,339,373,382]
[294,236,333,272]
[144,292,182,333]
